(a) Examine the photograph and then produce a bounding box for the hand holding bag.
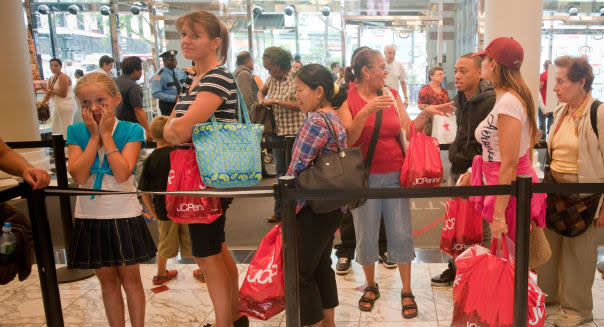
[297,112,367,213]
[192,77,264,188]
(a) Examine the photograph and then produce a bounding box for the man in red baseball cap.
[473,37,524,70]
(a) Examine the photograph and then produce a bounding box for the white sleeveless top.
[50,74,75,107]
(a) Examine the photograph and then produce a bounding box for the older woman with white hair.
[538,55,604,327]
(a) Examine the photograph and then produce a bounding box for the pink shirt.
[347,85,404,174]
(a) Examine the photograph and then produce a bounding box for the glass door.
[344,16,441,117]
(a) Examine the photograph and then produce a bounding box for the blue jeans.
[271,135,287,216]
[351,171,415,266]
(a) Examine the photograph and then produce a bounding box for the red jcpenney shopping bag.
[440,198,483,258]
[239,224,285,320]
[165,148,222,224]
[400,123,443,187]
[452,236,546,327]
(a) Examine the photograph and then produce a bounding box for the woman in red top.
[337,48,454,318]
[418,66,450,135]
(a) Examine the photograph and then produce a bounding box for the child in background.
[66,72,156,327]
[139,116,197,285]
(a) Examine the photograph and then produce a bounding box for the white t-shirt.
[74,174,141,219]
[474,92,531,162]
[384,61,407,92]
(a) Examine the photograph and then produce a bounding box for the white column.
[484,0,544,172]
[484,0,544,108]
[0,0,49,176]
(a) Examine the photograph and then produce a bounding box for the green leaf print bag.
[192,78,264,188]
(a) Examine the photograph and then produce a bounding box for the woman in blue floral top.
[286,64,347,326]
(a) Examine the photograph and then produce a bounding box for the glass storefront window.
[31,9,112,79]
[26,0,603,123]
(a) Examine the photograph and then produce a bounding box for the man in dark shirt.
[116,56,151,140]
[431,53,496,287]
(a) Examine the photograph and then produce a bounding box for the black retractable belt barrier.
[5,136,93,283]
[275,175,604,327]
[278,176,301,327]
[51,134,95,283]
[513,176,532,327]
[22,183,65,327]
[29,143,600,327]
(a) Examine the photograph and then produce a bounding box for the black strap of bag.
[318,112,342,152]
[590,99,602,137]
[365,110,382,169]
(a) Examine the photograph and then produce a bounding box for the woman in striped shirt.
[163,10,247,327]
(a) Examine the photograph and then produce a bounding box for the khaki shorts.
[157,219,192,258]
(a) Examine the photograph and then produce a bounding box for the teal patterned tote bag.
[192,78,264,188]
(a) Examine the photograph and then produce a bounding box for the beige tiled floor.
[0,263,603,327]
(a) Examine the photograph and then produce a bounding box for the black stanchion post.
[278,176,300,327]
[23,183,65,327]
[513,175,533,327]
[284,136,296,168]
[52,134,94,283]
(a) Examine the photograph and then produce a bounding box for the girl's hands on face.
[99,104,116,136]
[82,107,100,137]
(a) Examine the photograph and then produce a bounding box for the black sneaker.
[431,267,456,287]
[335,257,351,275]
[378,253,397,269]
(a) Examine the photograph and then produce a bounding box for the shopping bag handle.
[208,70,253,127]
[409,121,417,138]
[490,234,510,258]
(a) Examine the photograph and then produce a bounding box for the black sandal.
[401,292,418,319]
[234,315,249,327]
[358,283,380,312]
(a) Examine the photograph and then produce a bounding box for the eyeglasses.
[368,65,387,72]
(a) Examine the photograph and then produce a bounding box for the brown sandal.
[401,292,418,319]
[358,283,380,312]
[193,269,206,283]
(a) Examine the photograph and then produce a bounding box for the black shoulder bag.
[297,111,382,213]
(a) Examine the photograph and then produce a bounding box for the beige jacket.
[547,95,604,218]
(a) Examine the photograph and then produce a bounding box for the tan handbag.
[528,222,552,270]
[37,75,59,122]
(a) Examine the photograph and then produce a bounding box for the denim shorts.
[351,171,415,266]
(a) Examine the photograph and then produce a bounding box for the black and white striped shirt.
[173,66,238,122]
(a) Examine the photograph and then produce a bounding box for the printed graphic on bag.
[401,125,443,187]
[239,224,285,320]
[192,122,263,188]
[440,198,483,258]
[452,238,546,327]
[165,149,223,224]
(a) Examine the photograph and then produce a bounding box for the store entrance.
[343,15,442,117]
